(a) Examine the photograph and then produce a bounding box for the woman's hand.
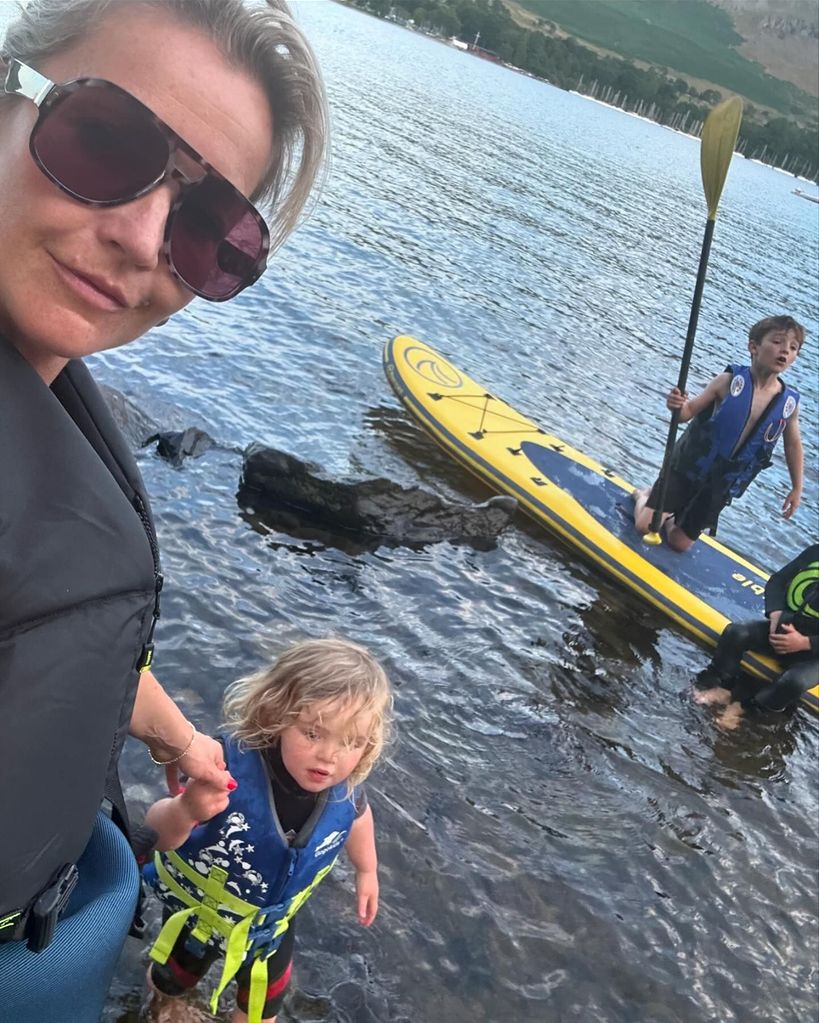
[166,731,233,795]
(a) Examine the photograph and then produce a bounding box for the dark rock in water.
[238,443,517,551]
[148,428,216,467]
[99,384,160,448]
[100,385,218,464]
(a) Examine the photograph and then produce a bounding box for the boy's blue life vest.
[672,364,799,502]
[144,734,357,1022]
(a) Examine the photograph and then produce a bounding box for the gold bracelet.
[148,721,197,766]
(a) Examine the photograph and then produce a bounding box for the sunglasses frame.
[3,58,270,301]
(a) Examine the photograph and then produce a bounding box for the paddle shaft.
[648,217,715,533]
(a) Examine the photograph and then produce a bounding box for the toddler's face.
[279,699,375,792]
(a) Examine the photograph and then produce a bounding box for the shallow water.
[22,2,815,1020]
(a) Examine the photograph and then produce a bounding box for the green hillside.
[514,0,814,118]
[343,0,818,177]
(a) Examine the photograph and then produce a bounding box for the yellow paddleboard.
[384,335,819,714]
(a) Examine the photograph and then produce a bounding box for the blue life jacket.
[673,364,799,501]
[145,734,357,1021]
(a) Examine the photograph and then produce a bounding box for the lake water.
[5,1,817,1020]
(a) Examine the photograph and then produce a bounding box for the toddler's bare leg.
[144,965,212,1023]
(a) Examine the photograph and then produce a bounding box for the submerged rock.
[100,385,217,465]
[238,443,517,550]
[99,383,160,448]
[147,427,216,467]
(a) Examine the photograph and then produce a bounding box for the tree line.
[345,0,818,181]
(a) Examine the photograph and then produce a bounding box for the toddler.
[142,638,392,1023]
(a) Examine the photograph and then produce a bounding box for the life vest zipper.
[132,493,163,673]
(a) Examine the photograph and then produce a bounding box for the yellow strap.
[150,851,335,1020]
[247,953,270,1023]
[150,853,246,960]
[209,911,256,1015]
[163,850,259,916]
[149,905,197,965]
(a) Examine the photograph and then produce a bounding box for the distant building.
[469,43,500,63]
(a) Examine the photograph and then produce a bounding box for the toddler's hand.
[355,869,379,927]
[179,776,234,825]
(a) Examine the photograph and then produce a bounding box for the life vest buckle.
[26,862,79,953]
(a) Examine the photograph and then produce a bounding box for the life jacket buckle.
[138,642,155,673]
[26,862,79,953]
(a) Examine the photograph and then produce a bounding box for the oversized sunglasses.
[3,58,270,301]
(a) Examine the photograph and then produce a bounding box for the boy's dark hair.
[749,315,806,349]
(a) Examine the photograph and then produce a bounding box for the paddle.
[643,96,743,545]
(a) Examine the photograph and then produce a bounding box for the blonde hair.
[1,0,328,254]
[223,638,393,789]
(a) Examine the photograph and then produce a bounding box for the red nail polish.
[227,780,237,791]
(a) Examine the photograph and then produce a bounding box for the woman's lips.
[51,256,130,312]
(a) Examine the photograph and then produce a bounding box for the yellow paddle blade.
[700,96,743,221]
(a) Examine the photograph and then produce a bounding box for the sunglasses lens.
[169,177,266,300]
[34,84,168,202]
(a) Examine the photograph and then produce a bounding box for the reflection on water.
[89,3,819,1021]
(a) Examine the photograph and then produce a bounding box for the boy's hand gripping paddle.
[644,97,743,546]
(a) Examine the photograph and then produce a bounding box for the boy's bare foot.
[716,701,744,731]
[692,686,733,706]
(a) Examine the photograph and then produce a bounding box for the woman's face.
[0,4,273,382]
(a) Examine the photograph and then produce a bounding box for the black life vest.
[0,335,160,918]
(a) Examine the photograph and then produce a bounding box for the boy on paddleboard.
[633,315,805,552]
[694,544,819,728]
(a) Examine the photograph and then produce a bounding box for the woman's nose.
[95,184,176,271]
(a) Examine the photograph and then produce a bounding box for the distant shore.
[333,0,818,183]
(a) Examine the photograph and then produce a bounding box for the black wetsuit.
[698,544,819,710]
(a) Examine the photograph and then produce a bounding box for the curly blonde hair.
[223,638,392,789]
